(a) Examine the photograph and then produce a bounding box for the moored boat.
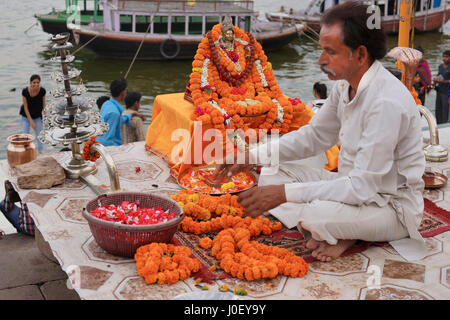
[35,0,103,35]
[266,0,450,34]
[69,0,304,60]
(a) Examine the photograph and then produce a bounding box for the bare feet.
[299,222,321,250]
[306,238,321,250]
[311,239,357,262]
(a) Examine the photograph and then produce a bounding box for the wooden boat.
[69,0,304,60]
[265,0,450,34]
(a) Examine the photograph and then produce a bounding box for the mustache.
[320,65,337,76]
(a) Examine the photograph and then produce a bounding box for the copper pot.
[7,134,37,167]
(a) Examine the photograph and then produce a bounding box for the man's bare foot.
[298,222,321,250]
[311,239,357,262]
[306,238,321,250]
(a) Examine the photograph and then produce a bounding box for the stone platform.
[0,124,449,300]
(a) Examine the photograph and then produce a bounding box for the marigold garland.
[178,214,282,235]
[135,243,202,285]
[171,190,244,217]
[82,136,101,162]
[188,23,309,148]
[173,190,309,282]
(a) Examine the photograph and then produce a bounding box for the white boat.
[266,0,450,34]
[70,0,305,60]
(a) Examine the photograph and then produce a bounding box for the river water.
[1,0,450,159]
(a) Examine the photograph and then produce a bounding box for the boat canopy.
[101,0,257,34]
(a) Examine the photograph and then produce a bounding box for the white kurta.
[249,60,428,260]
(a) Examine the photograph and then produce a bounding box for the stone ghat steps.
[0,233,80,300]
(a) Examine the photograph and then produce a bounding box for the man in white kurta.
[213,1,427,261]
[251,59,427,261]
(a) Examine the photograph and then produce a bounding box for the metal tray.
[423,171,448,189]
[177,166,257,195]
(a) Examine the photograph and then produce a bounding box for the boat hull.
[266,8,450,35]
[73,28,300,60]
[36,14,94,36]
[38,18,71,35]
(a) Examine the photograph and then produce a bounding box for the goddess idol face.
[223,29,234,43]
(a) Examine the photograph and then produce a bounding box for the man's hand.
[238,184,286,218]
[132,112,146,121]
[211,151,253,186]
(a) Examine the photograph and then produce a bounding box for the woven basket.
[82,192,184,258]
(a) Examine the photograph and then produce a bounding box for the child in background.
[96,95,110,111]
[122,91,146,144]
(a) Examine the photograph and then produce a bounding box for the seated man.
[214,1,426,262]
[97,79,144,146]
[122,91,146,144]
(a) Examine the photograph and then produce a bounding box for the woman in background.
[20,74,46,153]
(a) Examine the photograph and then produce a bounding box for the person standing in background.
[415,46,432,105]
[122,91,146,144]
[433,50,450,124]
[20,74,46,153]
[97,79,146,146]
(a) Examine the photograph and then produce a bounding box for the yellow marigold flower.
[192,67,203,73]
[263,62,272,70]
[187,194,199,203]
[221,182,235,191]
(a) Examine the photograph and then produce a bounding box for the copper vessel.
[7,134,37,167]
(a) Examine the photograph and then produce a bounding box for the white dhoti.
[259,163,409,245]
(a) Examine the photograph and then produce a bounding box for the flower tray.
[82,192,184,258]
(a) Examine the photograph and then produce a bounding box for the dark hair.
[416,45,424,54]
[109,78,127,98]
[30,74,41,82]
[96,95,110,110]
[321,1,387,61]
[443,50,450,57]
[313,82,327,99]
[125,91,142,108]
[386,67,402,80]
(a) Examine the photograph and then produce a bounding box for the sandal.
[4,180,21,203]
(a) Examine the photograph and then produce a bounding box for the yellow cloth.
[145,92,339,176]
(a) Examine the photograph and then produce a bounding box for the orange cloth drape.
[145,93,339,177]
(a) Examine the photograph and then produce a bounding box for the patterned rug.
[172,197,450,283]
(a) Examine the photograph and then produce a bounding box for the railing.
[113,0,254,13]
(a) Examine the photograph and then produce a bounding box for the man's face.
[443,54,450,65]
[119,88,127,102]
[318,24,359,81]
